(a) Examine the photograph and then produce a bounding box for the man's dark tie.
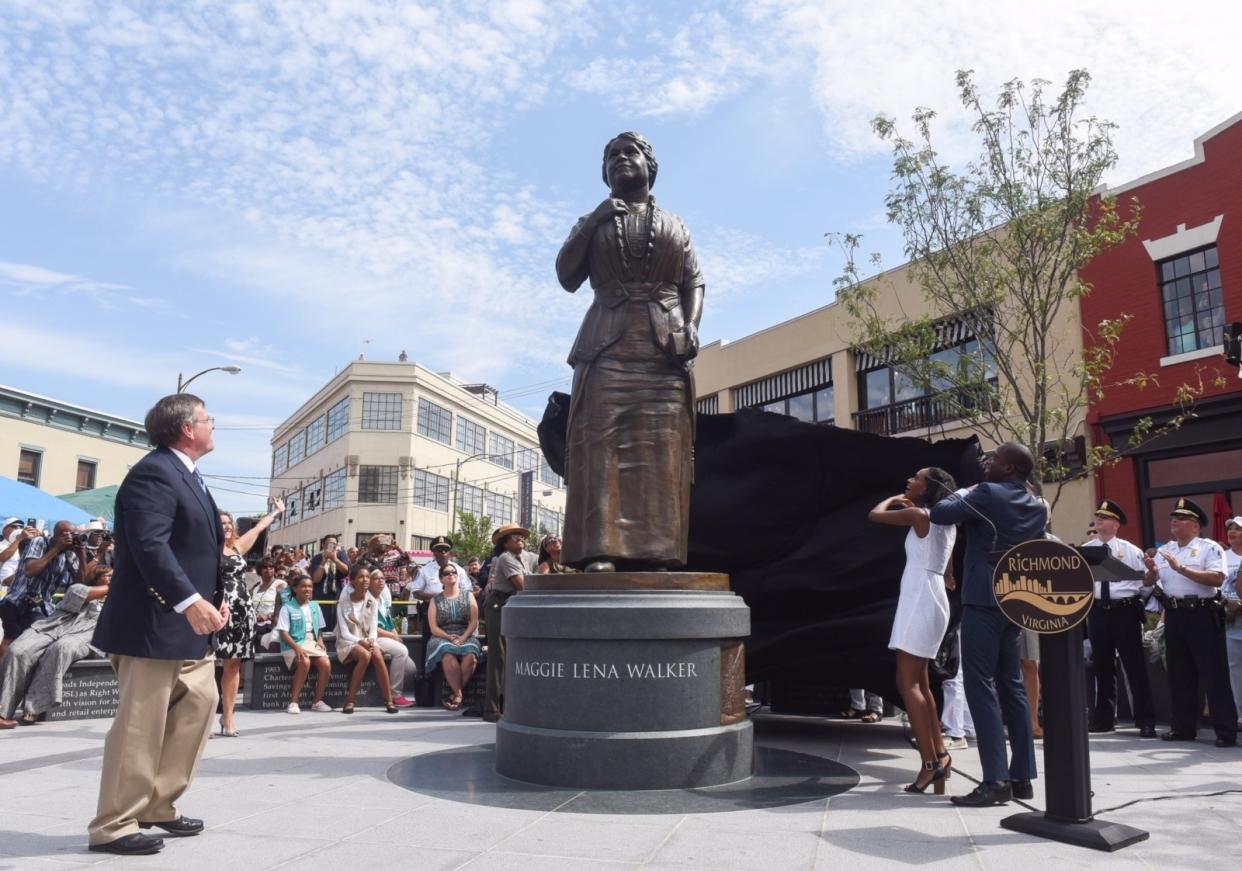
[1101,553,1112,604]
[192,467,208,494]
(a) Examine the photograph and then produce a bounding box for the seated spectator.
[368,569,413,707]
[0,566,111,728]
[0,521,89,660]
[251,558,288,652]
[1,519,37,592]
[275,576,332,714]
[842,689,884,723]
[426,563,481,711]
[336,565,396,714]
[535,534,576,574]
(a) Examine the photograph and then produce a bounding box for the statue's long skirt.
[562,302,693,567]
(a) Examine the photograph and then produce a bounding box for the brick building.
[1082,112,1242,546]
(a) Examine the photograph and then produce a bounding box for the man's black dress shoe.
[460,706,483,718]
[1215,737,1237,748]
[1011,779,1034,800]
[1138,725,1158,738]
[1087,721,1114,733]
[89,833,164,855]
[950,782,1011,807]
[481,712,500,723]
[1160,730,1196,742]
[139,816,204,837]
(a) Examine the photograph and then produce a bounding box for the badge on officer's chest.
[1190,548,1198,558]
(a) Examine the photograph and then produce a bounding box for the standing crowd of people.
[855,443,1240,807]
[1,392,1239,855]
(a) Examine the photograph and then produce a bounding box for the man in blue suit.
[87,394,227,856]
[929,442,1046,807]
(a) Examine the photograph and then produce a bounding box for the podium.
[993,542,1149,851]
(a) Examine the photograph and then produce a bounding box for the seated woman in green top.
[425,563,482,711]
[276,576,332,715]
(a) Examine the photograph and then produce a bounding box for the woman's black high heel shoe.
[937,751,952,780]
[904,759,946,794]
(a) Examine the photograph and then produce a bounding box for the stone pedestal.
[495,572,753,790]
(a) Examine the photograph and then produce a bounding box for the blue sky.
[2,1,1239,512]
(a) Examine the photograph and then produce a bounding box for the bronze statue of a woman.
[556,132,704,571]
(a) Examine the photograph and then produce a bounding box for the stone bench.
[43,658,120,722]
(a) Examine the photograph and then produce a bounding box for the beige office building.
[0,384,151,498]
[692,262,1094,538]
[266,360,566,554]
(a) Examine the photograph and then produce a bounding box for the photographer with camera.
[0,520,90,660]
[309,535,349,632]
[2,519,38,590]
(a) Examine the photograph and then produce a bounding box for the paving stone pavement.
[0,708,1237,870]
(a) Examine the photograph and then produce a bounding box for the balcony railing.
[852,384,997,436]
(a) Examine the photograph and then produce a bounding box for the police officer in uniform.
[1142,498,1237,747]
[1082,500,1157,737]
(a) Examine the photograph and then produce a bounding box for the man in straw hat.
[1142,498,1236,746]
[482,523,536,723]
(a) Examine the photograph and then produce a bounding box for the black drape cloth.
[539,392,985,705]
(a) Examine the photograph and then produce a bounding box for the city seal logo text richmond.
[992,539,1094,634]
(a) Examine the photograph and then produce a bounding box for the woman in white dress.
[868,466,957,794]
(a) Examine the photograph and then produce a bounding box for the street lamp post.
[449,451,492,537]
[177,366,242,393]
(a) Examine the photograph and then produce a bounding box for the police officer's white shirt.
[411,559,473,596]
[1154,536,1226,598]
[1081,535,1146,599]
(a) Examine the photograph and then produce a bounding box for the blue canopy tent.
[0,476,95,526]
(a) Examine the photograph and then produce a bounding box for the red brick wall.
[1080,119,1242,420]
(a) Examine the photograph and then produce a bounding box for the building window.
[302,478,322,519]
[272,443,288,476]
[456,416,487,455]
[286,429,306,467]
[326,397,350,442]
[17,448,41,486]
[456,481,485,518]
[413,468,450,511]
[536,506,563,536]
[489,432,514,469]
[539,459,562,489]
[756,385,835,424]
[305,415,326,453]
[516,446,539,473]
[416,398,453,444]
[75,459,97,492]
[284,491,301,525]
[322,468,346,510]
[853,340,996,435]
[361,392,402,430]
[359,465,399,504]
[1159,246,1224,356]
[485,491,513,523]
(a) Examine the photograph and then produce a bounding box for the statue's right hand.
[589,197,627,226]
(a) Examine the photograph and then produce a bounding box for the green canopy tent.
[57,484,119,522]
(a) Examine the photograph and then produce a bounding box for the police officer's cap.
[430,535,453,552]
[1169,497,1208,526]
[1093,499,1127,525]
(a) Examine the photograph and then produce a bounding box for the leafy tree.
[833,69,1209,514]
[454,511,494,562]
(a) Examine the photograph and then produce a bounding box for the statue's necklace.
[614,199,655,281]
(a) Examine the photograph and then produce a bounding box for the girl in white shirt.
[336,564,396,714]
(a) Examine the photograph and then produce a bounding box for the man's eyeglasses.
[194,416,215,426]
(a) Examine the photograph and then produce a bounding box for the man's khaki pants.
[88,655,218,845]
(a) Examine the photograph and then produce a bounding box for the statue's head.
[602,132,658,192]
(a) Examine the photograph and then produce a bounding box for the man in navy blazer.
[88,394,227,856]
[929,442,1046,807]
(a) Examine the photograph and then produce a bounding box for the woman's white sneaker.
[310,701,333,712]
[286,703,301,714]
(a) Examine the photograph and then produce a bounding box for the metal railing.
[852,383,997,436]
